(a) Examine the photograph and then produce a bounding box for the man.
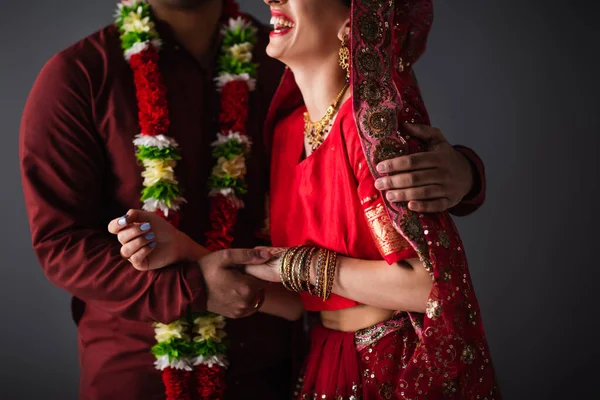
[19,0,485,398]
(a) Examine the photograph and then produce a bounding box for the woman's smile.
[269,10,296,36]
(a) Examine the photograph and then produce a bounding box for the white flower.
[192,355,229,369]
[134,134,179,149]
[123,39,162,60]
[228,42,253,63]
[122,6,155,34]
[214,73,256,92]
[154,355,193,372]
[221,17,256,35]
[142,197,186,216]
[193,315,226,331]
[192,315,227,343]
[142,159,177,187]
[154,321,189,343]
[211,132,252,150]
[212,154,246,179]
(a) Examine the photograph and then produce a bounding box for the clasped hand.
[107,210,280,318]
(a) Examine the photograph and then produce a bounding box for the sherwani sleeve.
[449,145,486,216]
[19,53,207,323]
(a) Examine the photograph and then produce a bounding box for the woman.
[110,0,499,398]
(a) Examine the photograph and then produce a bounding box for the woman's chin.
[266,44,285,62]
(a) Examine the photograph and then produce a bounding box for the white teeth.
[270,16,295,30]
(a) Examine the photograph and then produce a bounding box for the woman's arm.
[322,257,432,312]
[245,251,432,313]
[260,284,304,321]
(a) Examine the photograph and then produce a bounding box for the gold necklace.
[304,82,350,151]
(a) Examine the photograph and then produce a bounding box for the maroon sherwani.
[19,17,486,400]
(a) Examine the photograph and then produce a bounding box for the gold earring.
[339,34,350,81]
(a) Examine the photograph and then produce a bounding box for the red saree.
[267,0,500,398]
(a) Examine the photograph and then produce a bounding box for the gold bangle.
[324,251,338,301]
[280,247,299,291]
[302,247,318,293]
[293,246,312,293]
[316,249,328,299]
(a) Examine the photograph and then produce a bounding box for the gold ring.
[253,290,265,309]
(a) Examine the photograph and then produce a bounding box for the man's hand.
[200,248,271,319]
[374,123,474,213]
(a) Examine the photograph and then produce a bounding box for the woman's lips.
[270,11,295,37]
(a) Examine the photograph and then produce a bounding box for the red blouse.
[270,98,417,312]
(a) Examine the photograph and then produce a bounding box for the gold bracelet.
[324,251,338,301]
[290,246,308,292]
[280,247,300,291]
[302,247,318,294]
[316,249,328,299]
[293,246,312,293]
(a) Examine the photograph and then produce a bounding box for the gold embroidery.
[361,106,396,139]
[425,298,442,320]
[461,345,475,364]
[357,13,382,44]
[364,203,409,256]
[438,230,450,248]
[373,138,405,165]
[361,195,379,205]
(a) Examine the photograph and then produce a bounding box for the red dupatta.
[264,0,499,398]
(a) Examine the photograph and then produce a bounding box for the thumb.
[404,123,446,144]
[226,248,272,265]
[123,209,155,224]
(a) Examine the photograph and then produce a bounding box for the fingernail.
[148,241,157,248]
[117,215,128,226]
[386,192,396,201]
[145,232,156,241]
[376,163,387,173]
[140,223,151,231]
[375,179,385,190]
[259,250,271,259]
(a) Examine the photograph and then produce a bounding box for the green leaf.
[141,181,181,202]
[136,145,182,161]
[208,176,247,194]
[222,28,257,48]
[191,340,228,357]
[151,338,194,362]
[212,140,246,160]
[217,54,258,76]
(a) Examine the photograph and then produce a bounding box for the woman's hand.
[107,209,200,270]
[244,247,286,283]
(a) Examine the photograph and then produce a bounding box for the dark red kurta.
[20,13,486,400]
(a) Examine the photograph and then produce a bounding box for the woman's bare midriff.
[320,305,395,332]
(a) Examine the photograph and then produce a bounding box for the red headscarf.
[264,1,499,397]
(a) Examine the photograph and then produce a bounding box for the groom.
[20,0,485,399]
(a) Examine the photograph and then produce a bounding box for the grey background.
[1,0,598,398]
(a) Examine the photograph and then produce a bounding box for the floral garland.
[115,1,257,399]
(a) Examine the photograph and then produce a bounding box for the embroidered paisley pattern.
[350,0,500,398]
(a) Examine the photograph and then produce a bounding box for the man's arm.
[374,123,486,216]
[19,53,205,323]
[450,145,486,216]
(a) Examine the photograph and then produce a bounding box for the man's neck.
[148,0,223,66]
[290,55,350,123]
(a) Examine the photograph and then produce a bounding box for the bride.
[109,0,499,398]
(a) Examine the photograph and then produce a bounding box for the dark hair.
[342,0,351,7]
